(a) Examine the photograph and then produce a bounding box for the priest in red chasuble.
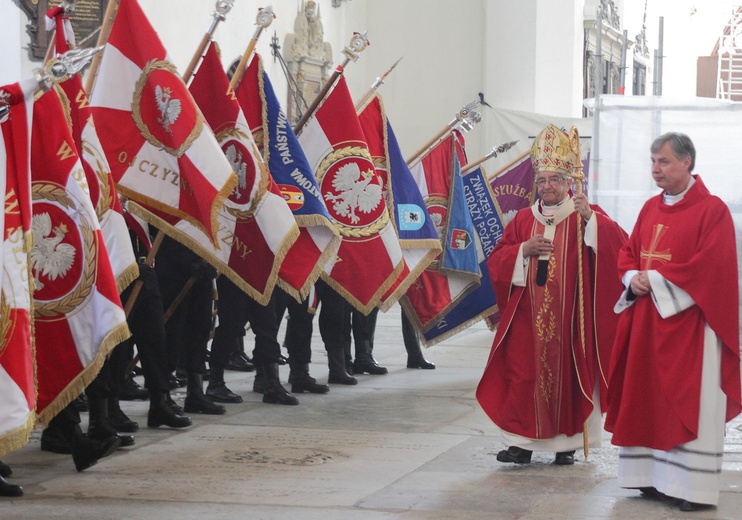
[605,133,741,512]
[476,124,627,465]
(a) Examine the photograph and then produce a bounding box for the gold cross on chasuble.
[640,224,672,269]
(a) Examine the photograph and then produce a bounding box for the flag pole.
[461,141,518,175]
[406,100,483,167]
[293,31,370,135]
[181,0,237,84]
[569,126,589,461]
[228,6,276,91]
[354,56,403,113]
[83,0,120,95]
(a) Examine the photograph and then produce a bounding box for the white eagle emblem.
[430,212,444,237]
[225,144,248,198]
[30,213,76,291]
[325,163,382,224]
[503,209,518,225]
[155,85,181,134]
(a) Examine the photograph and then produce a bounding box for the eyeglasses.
[535,177,566,187]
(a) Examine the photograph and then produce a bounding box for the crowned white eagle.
[30,212,76,291]
[325,163,382,224]
[155,84,181,135]
[225,144,248,198]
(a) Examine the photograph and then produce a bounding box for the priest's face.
[536,170,570,206]
[651,142,692,195]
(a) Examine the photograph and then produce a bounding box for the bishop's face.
[535,170,570,206]
[651,142,692,196]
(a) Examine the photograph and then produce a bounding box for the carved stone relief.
[283,0,333,125]
[13,0,109,61]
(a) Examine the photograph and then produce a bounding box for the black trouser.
[155,237,214,374]
[401,307,419,352]
[211,277,282,368]
[351,307,378,356]
[119,263,171,392]
[315,279,351,351]
[274,288,314,364]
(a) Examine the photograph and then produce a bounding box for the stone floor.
[2,304,742,519]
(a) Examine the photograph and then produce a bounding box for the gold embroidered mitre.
[530,124,577,176]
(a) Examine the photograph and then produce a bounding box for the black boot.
[344,341,354,375]
[108,396,140,432]
[261,363,299,405]
[327,347,357,385]
[70,424,121,472]
[206,365,243,403]
[148,390,193,428]
[184,372,226,415]
[41,423,72,454]
[225,350,255,372]
[0,476,23,497]
[0,460,11,478]
[252,365,267,394]
[405,341,435,369]
[87,398,135,448]
[402,309,435,369]
[352,339,388,375]
[289,360,329,394]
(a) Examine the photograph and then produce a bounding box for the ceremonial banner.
[297,72,403,313]
[358,95,440,311]
[49,7,138,292]
[237,54,340,301]
[0,78,37,457]
[403,131,480,333]
[32,90,130,425]
[422,161,535,346]
[89,0,236,247]
[140,41,298,304]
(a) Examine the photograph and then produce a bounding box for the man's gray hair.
[651,132,696,172]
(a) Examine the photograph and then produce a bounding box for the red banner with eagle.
[31,89,130,425]
[0,78,37,457]
[297,72,403,313]
[48,7,139,293]
[89,0,237,248]
[237,54,340,302]
[145,40,299,304]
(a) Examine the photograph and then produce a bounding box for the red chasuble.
[605,176,741,451]
[477,200,627,439]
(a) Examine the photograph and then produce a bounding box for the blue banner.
[424,166,503,344]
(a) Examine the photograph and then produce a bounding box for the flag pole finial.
[341,31,370,65]
[37,46,104,92]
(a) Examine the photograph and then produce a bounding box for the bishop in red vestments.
[605,132,741,512]
[477,125,627,465]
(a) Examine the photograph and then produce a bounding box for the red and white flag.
[298,72,404,313]
[0,78,37,456]
[237,54,340,302]
[48,7,139,292]
[150,41,298,304]
[403,131,480,332]
[358,95,441,311]
[31,90,130,425]
[89,0,237,248]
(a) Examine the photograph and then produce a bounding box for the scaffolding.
[717,6,742,100]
